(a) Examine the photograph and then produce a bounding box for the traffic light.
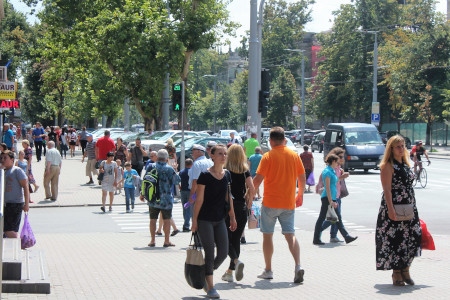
[259,69,270,118]
[172,83,182,111]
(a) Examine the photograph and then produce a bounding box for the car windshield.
[345,131,382,144]
[149,131,174,140]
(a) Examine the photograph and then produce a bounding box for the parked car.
[311,132,325,153]
[260,137,298,154]
[218,129,242,143]
[302,129,325,145]
[285,130,302,143]
[238,131,248,143]
[148,130,202,143]
[176,136,230,168]
[380,131,412,149]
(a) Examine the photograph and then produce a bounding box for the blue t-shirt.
[3,129,14,148]
[248,153,262,177]
[32,127,45,142]
[123,169,139,188]
[179,167,191,191]
[320,165,338,200]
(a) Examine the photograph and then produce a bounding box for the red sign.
[0,100,20,108]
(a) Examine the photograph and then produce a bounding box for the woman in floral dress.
[376,135,421,286]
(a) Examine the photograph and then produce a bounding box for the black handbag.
[184,232,205,289]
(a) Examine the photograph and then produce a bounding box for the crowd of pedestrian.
[0,122,423,299]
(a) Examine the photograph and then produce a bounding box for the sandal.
[148,243,155,247]
[392,270,405,286]
[163,243,175,247]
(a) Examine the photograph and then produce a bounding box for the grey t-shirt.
[3,166,27,203]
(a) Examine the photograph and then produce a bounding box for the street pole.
[162,72,170,130]
[373,32,378,104]
[213,77,217,132]
[301,56,305,146]
[180,81,185,171]
[248,0,260,140]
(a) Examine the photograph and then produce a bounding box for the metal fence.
[381,122,450,146]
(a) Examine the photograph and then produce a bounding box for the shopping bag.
[326,205,338,224]
[306,172,315,186]
[248,210,258,229]
[20,213,36,249]
[184,232,206,289]
[420,219,435,250]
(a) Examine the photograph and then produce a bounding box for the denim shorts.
[260,205,295,234]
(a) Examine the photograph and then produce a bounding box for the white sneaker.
[235,260,244,281]
[294,268,305,283]
[257,269,273,279]
[221,272,234,282]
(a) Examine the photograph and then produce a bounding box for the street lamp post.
[203,75,217,133]
[357,29,379,126]
[285,49,306,145]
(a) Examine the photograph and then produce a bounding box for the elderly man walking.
[140,149,180,247]
[253,127,306,283]
[43,141,62,201]
[188,144,213,205]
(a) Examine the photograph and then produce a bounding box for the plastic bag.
[420,219,435,250]
[306,172,315,186]
[20,213,36,249]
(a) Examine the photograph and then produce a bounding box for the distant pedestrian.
[248,146,262,199]
[99,152,118,212]
[59,127,69,159]
[243,132,259,158]
[32,122,45,162]
[228,132,239,146]
[129,137,147,176]
[179,158,193,232]
[78,127,89,156]
[22,139,39,193]
[299,145,314,193]
[115,159,124,195]
[81,134,98,184]
[68,128,77,157]
[123,162,139,213]
[1,150,30,238]
[43,141,62,201]
[114,137,129,166]
[3,123,14,151]
[252,127,306,283]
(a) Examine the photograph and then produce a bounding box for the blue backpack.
[141,164,160,203]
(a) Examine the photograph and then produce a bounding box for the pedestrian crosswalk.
[109,200,186,233]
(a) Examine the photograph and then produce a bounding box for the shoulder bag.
[184,232,206,289]
[340,180,349,198]
[393,204,414,221]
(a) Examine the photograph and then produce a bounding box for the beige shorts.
[86,159,99,177]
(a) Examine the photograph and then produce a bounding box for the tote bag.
[184,232,206,289]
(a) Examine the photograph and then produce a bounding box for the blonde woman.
[376,135,421,286]
[221,144,255,283]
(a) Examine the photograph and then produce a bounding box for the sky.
[8,0,448,48]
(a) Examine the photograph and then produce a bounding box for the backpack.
[141,164,160,203]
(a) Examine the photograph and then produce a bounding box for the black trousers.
[225,201,248,270]
[35,141,43,161]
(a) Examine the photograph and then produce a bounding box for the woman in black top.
[192,144,237,299]
[221,144,255,283]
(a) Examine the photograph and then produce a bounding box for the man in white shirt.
[44,141,62,201]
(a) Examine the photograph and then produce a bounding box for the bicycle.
[412,160,430,188]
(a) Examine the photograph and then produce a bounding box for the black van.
[323,123,385,172]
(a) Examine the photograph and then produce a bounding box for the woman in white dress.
[99,152,118,212]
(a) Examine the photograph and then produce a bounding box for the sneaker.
[257,269,273,280]
[131,203,135,209]
[330,237,343,243]
[100,206,105,213]
[294,268,305,283]
[126,210,131,213]
[235,260,244,281]
[109,207,112,212]
[240,237,246,244]
[206,288,220,299]
[345,236,358,244]
[221,272,234,282]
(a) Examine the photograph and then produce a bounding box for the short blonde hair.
[22,139,30,146]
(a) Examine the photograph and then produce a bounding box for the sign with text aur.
[0,81,16,99]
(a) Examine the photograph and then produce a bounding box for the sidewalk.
[2,144,450,299]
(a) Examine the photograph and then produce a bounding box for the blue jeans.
[124,187,135,211]
[321,198,342,238]
[314,197,348,242]
[180,190,191,228]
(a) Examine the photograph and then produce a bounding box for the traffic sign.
[371,113,380,121]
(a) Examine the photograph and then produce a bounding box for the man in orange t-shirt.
[253,126,306,284]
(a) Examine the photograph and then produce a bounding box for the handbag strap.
[190,232,202,249]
